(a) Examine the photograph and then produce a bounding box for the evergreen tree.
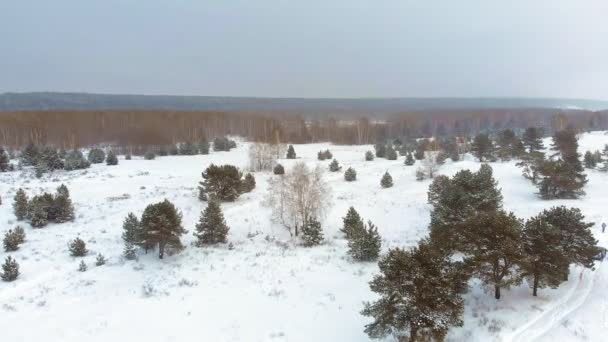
[341,206,364,240]
[144,150,156,160]
[20,142,39,166]
[385,146,397,160]
[462,210,525,299]
[95,254,107,266]
[29,199,49,228]
[69,237,88,257]
[348,220,381,261]
[374,143,387,158]
[53,185,75,223]
[496,129,517,161]
[404,152,415,166]
[124,242,137,260]
[273,163,285,175]
[125,153,132,160]
[198,140,210,154]
[286,145,296,159]
[64,150,91,171]
[194,200,230,246]
[198,164,243,202]
[473,164,503,212]
[584,151,596,168]
[1,256,19,282]
[521,215,569,296]
[158,145,169,156]
[240,173,256,193]
[168,144,179,155]
[179,141,198,155]
[301,218,323,247]
[317,151,327,161]
[329,159,341,172]
[106,150,118,165]
[380,172,393,188]
[0,147,10,172]
[78,260,87,272]
[365,150,374,161]
[3,229,22,252]
[471,133,495,162]
[362,240,467,341]
[523,127,544,152]
[88,148,106,164]
[13,226,25,244]
[13,188,29,220]
[38,146,64,171]
[516,151,546,184]
[122,212,141,252]
[139,199,186,259]
[601,144,608,172]
[344,167,357,181]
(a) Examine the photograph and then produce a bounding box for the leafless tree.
[248,142,286,172]
[417,151,441,180]
[264,162,331,237]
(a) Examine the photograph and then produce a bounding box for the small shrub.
[365,151,374,161]
[273,164,285,175]
[329,159,341,172]
[1,256,19,282]
[95,254,107,266]
[344,167,357,181]
[69,237,88,257]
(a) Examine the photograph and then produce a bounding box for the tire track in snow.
[505,267,597,342]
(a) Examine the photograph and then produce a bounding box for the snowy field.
[1,132,608,342]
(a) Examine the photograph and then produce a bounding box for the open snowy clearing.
[1,132,608,342]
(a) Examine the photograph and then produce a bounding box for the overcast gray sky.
[1,0,607,99]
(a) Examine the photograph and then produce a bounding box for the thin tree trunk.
[533,273,539,296]
[409,326,418,342]
[495,285,501,300]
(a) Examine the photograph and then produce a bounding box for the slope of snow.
[1,132,607,342]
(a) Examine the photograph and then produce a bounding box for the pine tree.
[198,140,210,154]
[122,212,141,252]
[584,151,596,168]
[54,185,75,223]
[404,152,415,165]
[380,172,393,188]
[273,164,285,175]
[69,237,88,257]
[0,147,10,172]
[523,127,544,152]
[78,260,87,272]
[329,159,341,172]
[496,129,517,161]
[13,188,29,220]
[472,133,495,162]
[158,145,169,156]
[344,167,357,181]
[106,150,118,165]
[198,164,243,202]
[38,146,64,171]
[95,254,107,266]
[64,150,91,171]
[365,150,374,161]
[88,148,106,164]
[348,221,381,261]
[341,206,364,240]
[3,229,21,252]
[29,200,49,228]
[139,199,186,259]
[168,144,178,156]
[1,256,19,282]
[286,145,296,159]
[385,146,397,160]
[194,200,230,246]
[144,150,156,160]
[362,240,467,341]
[537,132,587,199]
[20,142,39,166]
[13,226,25,244]
[374,144,387,158]
[473,164,503,212]
[124,242,137,260]
[179,141,198,155]
[462,210,525,300]
[601,144,608,172]
[240,173,256,193]
[125,153,132,160]
[301,218,323,247]
[521,215,569,296]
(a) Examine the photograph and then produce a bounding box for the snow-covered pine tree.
[54,184,75,223]
[374,144,386,158]
[29,199,49,228]
[88,148,106,164]
[3,229,21,252]
[329,159,341,172]
[365,150,374,161]
[122,212,141,254]
[286,145,296,159]
[362,240,467,341]
[473,164,503,212]
[69,237,88,257]
[106,150,118,165]
[521,215,569,296]
[341,206,364,240]
[301,218,323,247]
[385,146,397,160]
[95,254,107,266]
[348,220,381,261]
[64,150,91,171]
[194,200,230,246]
[13,226,25,244]
[13,189,29,220]
[380,172,393,188]
[404,152,415,165]
[179,141,198,155]
[522,127,544,153]
[273,163,285,175]
[139,199,186,259]
[1,256,19,282]
[344,167,357,181]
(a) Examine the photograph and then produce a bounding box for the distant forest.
[1,108,607,149]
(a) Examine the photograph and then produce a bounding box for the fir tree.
[344,167,357,181]
[404,152,415,166]
[329,159,341,172]
[472,133,495,162]
[273,164,285,175]
[365,150,374,161]
[1,256,19,282]
[78,260,87,272]
[106,150,118,165]
[69,237,88,257]
[362,240,467,341]
[139,199,186,259]
[341,206,364,240]
[348,220,381,261]
[13,188,29,220]
[380,172,393,188]
[523,127,544,152]
[374,143,387,158]
[0,147,9,172]
[194,200,230,246]
[240,173,256,193]
[385,146,397,160]
[95,254,107,266]
[88,148,106,164]
[301,218,323,247]
[286,145,296,159]
[521,215,569,296]
[122,212,141,251]
[462,210,525,299]
[198,164,243,202]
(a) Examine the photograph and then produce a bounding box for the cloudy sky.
[2,0,607,99]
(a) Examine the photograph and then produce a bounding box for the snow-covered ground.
[1,132,608,342]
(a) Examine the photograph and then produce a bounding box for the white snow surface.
[1,132,608,342]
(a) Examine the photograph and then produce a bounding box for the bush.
[286,145,296,159]
[329,159,341,172]
[88,148,106,164]
[365,151,374,161]
[13,189,29,220]
[3,227,25,252]
[214,137,237,151]
[273,164,285,175]
[95,254,107,266]
[381,172,393,188]
[317,150,332,160]
[1,256,19,282]
[69,237,88,257]
[144,150,156,160]
[344,167,357,181]
[386,146,398,160]
[404,152,415,166]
